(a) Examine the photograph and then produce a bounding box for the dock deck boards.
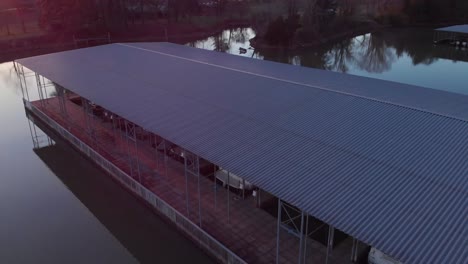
[31,96,355,264]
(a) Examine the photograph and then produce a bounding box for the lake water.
[189,27,468,95]
[0,63,214,263]
[1,27,467,263]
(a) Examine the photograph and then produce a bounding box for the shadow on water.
[28,113,215,264]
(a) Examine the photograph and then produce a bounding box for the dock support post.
[19,65,30,102]
[163,139,168,177]
[134,132,142,184]
[298,211,305,264]
[227,171,230,224]
[118,116,124,142]
[276,198,282,264]
[35,73,45,108]
[326,226,335,264]
[184,150,190,217]
[57,85,68,117]
[302,214,309,264]
[82,98,96,147]
[242,178,245,199]
[214,165,217,209]
[14,62,26,100]
[28,118,39,149]
[184,150,202,227]
[276,200,308,264]
[110,112,118,153]
[42,76,48,101]
[124,121,141,184]
[351,238,359,262]
[154,134,159,170]
[197,155,202,227]
[124,120,134,178]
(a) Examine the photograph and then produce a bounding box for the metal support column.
[276,199,307,264]
[124,120,141,183]
[326,226,335,264]
[153,134,159,170]
[124,120,134,177]
[14,62,26,100]
[197,158,202,227]
[20,65,30,101]
[57,85,68,117]
[82,98,91,133]
[184,150,190,217]
[351,238,359,262]
[256,188,261,207]
[227,171,230,224]
[42,76,48,100]
[27,116,54,149]
[214,165,217,209]
[297,211,305,264]
[28,118,39,149]
[302,214,309,264]
[163,139,168,177]
[133,127,142,183]
[276,198,282,264]
[35,73,45,107]
[184,150,202,227]
[117,116,124,141]
[242,178,245,199]
[109,112,118,153]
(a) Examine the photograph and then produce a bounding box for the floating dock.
[16,43,468,264]
[434,24,468,48]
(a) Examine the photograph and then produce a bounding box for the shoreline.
[250,24,381,50]
[249,20,466,50]
[1,19,463,63]
[0,20,249,63]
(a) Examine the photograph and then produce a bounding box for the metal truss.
[276,199,337,264]
[124,120,142,183]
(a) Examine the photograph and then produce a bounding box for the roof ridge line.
[117,43,468,124]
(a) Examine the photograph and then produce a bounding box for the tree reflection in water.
[324,38,356,73]
[187,28,255,55]
[187,27,468,80]
[1,63,21,96]
[353,33,396,73]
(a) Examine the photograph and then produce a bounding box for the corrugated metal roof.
[17,43,468,264]
[436,24,468,34]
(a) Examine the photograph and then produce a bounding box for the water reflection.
[27,115,215,264]
[0,61,214,264]
[0,62,21,95]
[187,28,257,57]
[259,29,465,74]
[190,28,468,95]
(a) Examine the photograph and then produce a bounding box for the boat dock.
[15,43,468,264]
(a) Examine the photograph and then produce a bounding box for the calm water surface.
[0,62,213,263]
[189,27,468,95]
[1,27,467,263]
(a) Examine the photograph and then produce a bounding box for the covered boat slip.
[22,80,355,264]
[16,43,468,264]
[434,24,468,46]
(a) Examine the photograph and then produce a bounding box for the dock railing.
[25,100,246,264]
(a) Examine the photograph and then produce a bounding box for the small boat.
[215,168,254,190]
[239,47,247,54]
